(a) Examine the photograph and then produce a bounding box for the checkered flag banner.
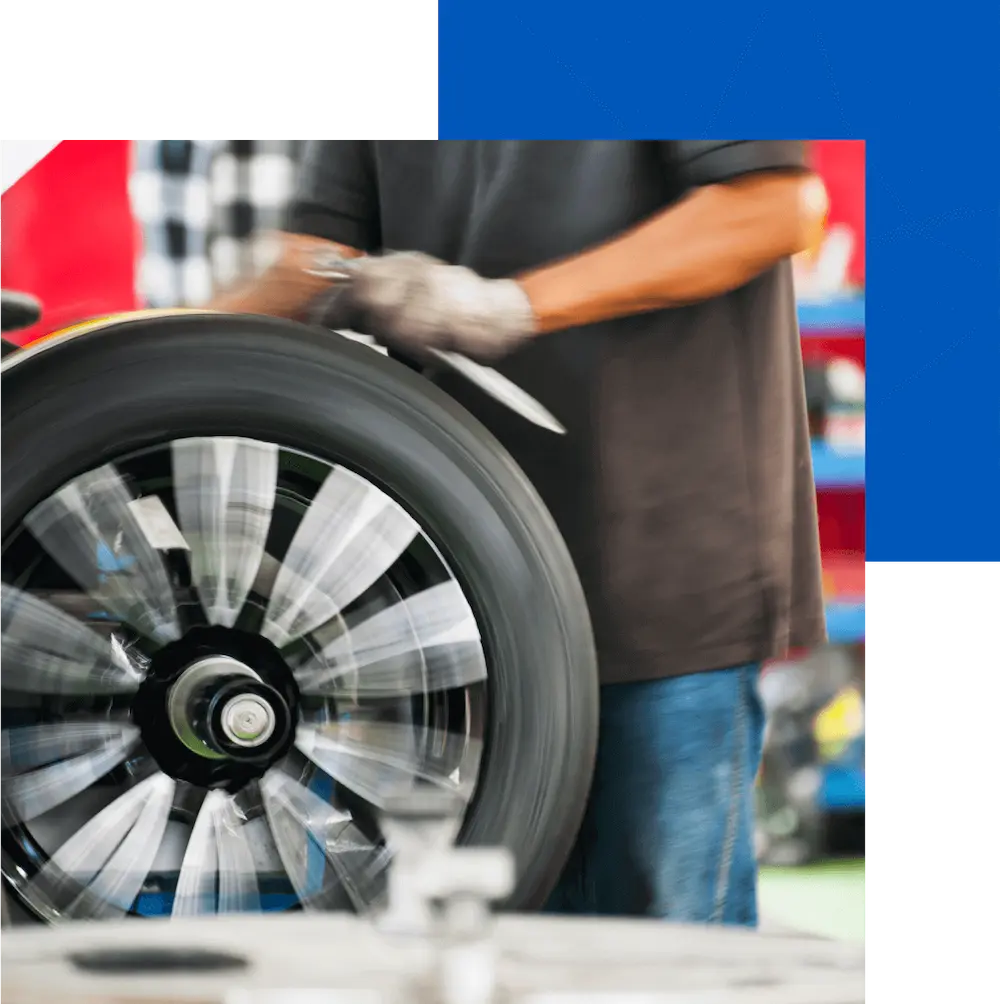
[129,141,304,308]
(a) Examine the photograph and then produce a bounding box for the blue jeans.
[544,664,765,925]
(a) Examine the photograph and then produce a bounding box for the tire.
[1,313,599,913]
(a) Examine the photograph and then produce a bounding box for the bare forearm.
[519,172,828,334]
[206,234,364,319]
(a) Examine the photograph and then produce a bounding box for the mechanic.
[210,141,829,926]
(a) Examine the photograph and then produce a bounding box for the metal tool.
[306,255,566,436]
[377,788,513,932]
[377,786,514,1004]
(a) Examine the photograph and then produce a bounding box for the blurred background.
[1,139,866,940]
[768,140,864,941]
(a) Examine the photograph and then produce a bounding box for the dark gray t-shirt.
[289,141,826,683]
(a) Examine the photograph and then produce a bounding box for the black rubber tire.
[0,313,599,912]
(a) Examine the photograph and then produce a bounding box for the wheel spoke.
[295,581,487,698]
[260,770,387,911]
[262,467,418,647]
[2,723,137,775]
[2,725,141,821]
[23,773,172,918]
[171,790,224,917]
[22,466,181,643]
[1,584,145,695]
[295,721,478,810]
[172,438,278,628]
[65,773,175,919]
[215,794,261,913]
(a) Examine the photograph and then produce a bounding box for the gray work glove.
[323,252,538,363]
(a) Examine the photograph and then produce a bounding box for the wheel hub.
[165,654,289,764]
[132,626,300,790]
[221,695,276,747]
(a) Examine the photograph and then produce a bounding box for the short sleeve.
[666,141,808,188]
[287,141,381,251]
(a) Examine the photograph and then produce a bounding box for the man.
[130,140,303,308]
[211,141,828,926]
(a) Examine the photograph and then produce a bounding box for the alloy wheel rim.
[1,436,488,921]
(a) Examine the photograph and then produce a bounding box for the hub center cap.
[164,654,290,764]
[221,695,276,747]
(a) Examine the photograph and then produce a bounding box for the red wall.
[805,141,866,564]
[1,140,138,345]
[811,139,865,288]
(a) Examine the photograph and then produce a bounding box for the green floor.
[759,859,865,941]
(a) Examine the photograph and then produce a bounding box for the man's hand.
[210,166,824,347]
[330,252,538,362]
[208,233,365,319]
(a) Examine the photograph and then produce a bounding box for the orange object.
[820,553,865,601]
[1,141,139,347]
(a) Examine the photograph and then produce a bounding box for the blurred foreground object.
[2,772,864,1004]
[1,914,866,1003]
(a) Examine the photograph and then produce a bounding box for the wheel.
[1,313,599,922]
